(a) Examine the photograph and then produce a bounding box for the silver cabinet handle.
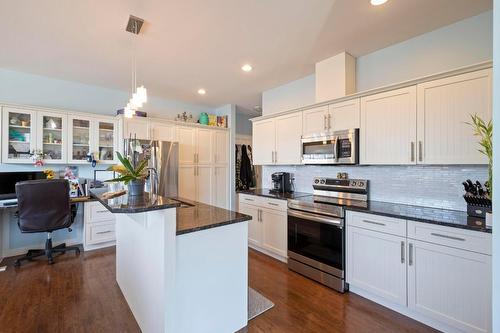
[194,153,196,163]
[96,210,109,214]
[324,114,327,130]
[401,241,405,264]
[268,202,279,206]
[409,243,414,266]
[418,141,423,162]
[257,209,261,222]
[274,151,277,163]
[96,230,112,235]
[328,113,331,129]
[430,233,466,242]
[411,142,415,162]
[362,219,386,226]
[244,198,254,202]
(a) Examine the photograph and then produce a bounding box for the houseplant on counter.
[468,114,493,227]
[106,152,148,196]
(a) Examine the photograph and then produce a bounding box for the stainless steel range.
[287,177,368,292]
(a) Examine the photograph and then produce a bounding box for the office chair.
[14,179,80,266]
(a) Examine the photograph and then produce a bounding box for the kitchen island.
[91,188,251,333]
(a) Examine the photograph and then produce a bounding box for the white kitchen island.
[91,189,250,333]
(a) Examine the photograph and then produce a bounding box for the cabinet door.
[408,240,491,333]
[238,203,261,248]
[68,115,93,164]
[261,208,287,258]
[346,226,407,306]
[196,128,214,165]
[360,86,417,165]
[275,112,302,165]
[178,165,196,201]
[417,69,492,164]
[151,122,176,141]
[123,118,150,139]
[329,98,360,131]
[37,111,67,164]
[252,119,275,165]
[95,119,118,164]
[214,130,229,165]
[196,165,213,205]
[177,126,197,164]
[213,166,228,208]
[2,107,37,163]
[302,106,328,136]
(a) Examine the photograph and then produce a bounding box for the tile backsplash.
[261,165,488,211]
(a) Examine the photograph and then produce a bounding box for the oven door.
[287,209,344,278]
[301,135,337,164]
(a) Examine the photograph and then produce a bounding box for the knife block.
[464,194,491,218]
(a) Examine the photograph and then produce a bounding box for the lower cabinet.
[346,211,492,333]
[238,194,287,262]
[84,201,116,251]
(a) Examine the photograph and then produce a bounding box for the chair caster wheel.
[14,261,21,267]
[48,259,54,265]
[76,249,81,255]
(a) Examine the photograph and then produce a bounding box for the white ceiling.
[0,0,492,115]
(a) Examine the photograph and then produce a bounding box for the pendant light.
[123,15,147,118]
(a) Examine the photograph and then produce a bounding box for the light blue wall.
[262,74,315,115]
[492,1,499,331]
[235,112,253,136]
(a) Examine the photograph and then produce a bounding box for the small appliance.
[271,172,292,193]
[301,129,359,165]
[287,177,369,292]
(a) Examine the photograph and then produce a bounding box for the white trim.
[251,60,493,122]
[248,244,287,263]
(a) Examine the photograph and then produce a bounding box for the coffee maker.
[271,172,292,193]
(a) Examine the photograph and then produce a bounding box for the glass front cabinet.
[36,111,67,164]
[2,107,37,164]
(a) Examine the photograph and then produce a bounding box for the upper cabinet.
[177,126,197,164]
[95,119,118,163]
[416,69,492,165]
[122,117,150,140]
[214,130,229,165]
[302,99,360,136]
[360,86,417,165]
[302,105,329,135]
[2,107,37,164]
[68,115,93,164]
[150,120,176,141]
[253,112,302,165]
[37,111,67,164]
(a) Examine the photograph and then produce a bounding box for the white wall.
[262,74,315,115]
[356,10,493,91]
[492,1,499,331]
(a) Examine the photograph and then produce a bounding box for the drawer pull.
[430,233,466,242]
[96,210,109,213]
[401,241,405,264]
[244,198,254,201]
[96,230,112,235]
[362,219,386,226]
[409,243,414,266]
[268,202,279,206]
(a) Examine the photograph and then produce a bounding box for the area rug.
[248,287,274,320]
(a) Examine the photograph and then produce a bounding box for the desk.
[0,196,95,209]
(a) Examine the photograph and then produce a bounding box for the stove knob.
[314,179,319,184]
[351,181,357,186]
[359,181,365,187]
[320,179,326,185]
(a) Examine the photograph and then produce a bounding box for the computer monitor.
[0,171,45,200]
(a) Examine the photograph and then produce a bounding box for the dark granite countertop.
[346,200,491,233]
[174,197,251,235]
[90,188,181,213]
[238,188,312,200]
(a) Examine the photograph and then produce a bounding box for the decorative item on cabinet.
[199,112,209,125]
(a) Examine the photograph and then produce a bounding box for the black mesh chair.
[14,179,80,266]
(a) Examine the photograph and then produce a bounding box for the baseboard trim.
[248,244,287,263]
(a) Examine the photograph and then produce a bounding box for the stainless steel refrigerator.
[123,139,179,197]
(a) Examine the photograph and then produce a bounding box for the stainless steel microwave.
[301,129,359,165]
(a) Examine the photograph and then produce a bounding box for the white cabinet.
[37,111,67,164]
[329,98,360,131]
[302,105,329,135]
[2,107,37,163]
[347,225,407,306]
[360,86,417,165]
[95,119,118,163]
[407,240,491,333]
[151,121,176,141]
[213,166,229,208]
[178,165,196,201]
[122,117,150,140]
[83,201,116,251]
[177,126,197,164]
[252,112,302,165]
[416,68,492,164]
[214,130,229,164]
[252,119,275,165]
[196,165,213,205]
[238,194,287,262]
[196,128,214,165]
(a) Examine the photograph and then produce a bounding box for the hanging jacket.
[239,145,253,189]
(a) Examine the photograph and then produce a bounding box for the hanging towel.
[239,145,253,190]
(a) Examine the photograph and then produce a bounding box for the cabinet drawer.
[260,197,287,212]
[88,202,114,222]
[86,221,116,245]
[347,211,406,237]
[407,220,491,255]
[239,193,261,205]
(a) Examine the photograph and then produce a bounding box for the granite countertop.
[347,200,491,233]
[238,188,312,200]
[175,197,251,235]
[90,188,181,213]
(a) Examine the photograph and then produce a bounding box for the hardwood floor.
[0,247,437,333]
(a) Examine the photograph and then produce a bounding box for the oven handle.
[288,209,343,228]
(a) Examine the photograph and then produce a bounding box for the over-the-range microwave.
[301,129,359,165]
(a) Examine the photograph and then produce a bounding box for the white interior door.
[178,165,196,201]
[408,240,492,333]
[330,98,360,131]
[196,128,213,165]
[177,126,197,164]
[360,86,417,165]
[346,226,407,306]
[196,165,213,205]
[417,69,492,164]
[302,106,328,135]
[238,203,261,248]
[261,208,287,258]
[275,112,302,165]
[214,130,229,165]
[252,119,275,165]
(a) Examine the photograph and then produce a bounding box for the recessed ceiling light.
[370,0,388,5]
[197,88,206,95]
[241,64,253,72]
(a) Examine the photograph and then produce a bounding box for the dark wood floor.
[0,247,437,333]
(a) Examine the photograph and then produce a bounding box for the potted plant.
[106,152,148,196]
[468,114,492,226]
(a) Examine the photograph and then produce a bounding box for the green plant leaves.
[104,151,149,185]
